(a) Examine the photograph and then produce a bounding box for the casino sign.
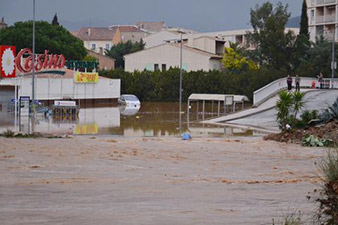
[0,45,66,78]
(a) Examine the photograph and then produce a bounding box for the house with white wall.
[124,39,224,72]
[76,27,115,55]
[143,30,182,48]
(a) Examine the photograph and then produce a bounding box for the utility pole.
[179,33,183,136]
[332,27,336,89]
[32,0,36,116]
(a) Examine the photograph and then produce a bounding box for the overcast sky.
[1,0,303,32]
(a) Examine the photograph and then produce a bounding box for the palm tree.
[292,91,305,118]
[276,91,293,130]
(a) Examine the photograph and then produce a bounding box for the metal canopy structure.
[187,93,249,122]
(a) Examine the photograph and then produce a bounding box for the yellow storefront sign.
[74,123,99,135]
[74,72,99,83]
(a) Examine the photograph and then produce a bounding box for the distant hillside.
[287,16,301,28]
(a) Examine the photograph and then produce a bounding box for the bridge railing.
[253,77,338,107]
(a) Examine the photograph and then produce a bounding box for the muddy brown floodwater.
[0,135,326,225]
[0,102,256,137]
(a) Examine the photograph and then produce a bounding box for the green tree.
[292,0,311,69]
[297,37,338,77]
[276,90,293,130]
[105,40,145,69]
[83,55,98,62]
[292,91,305,118]
[276,90,305,130]
[0,21,86,60]
[299,0,309,39]
[249,2,297,71]
[222,43,258,73]
[52,13,59,26]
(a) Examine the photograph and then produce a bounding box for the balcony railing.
[316,0,336,5]
[325,14,336,22]
[316,15,324,23]
[315,15,336,23]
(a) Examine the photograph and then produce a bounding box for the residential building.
[143,28,299,50]
[74,25,150,55]
[124,37,224,72]
[143,30,181,48]
[108,25,150,43]
[189,28,299,49]
[186,36,225,55]
[307,0,338,42]
[76,27,115,55]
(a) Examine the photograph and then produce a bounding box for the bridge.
[202,77,338,133]
[253,76,338,106]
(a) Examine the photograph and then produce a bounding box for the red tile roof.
[109,25,146,33]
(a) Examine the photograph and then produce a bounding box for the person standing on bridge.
[295,75,300,92]
[287,75,293,91]
[317,72,323,89]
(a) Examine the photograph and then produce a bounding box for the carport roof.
[188,94,249,102]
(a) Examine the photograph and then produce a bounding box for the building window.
[162,64,166,71]
[154,64,159,71]
[91,43,96,50]
[105,44,110,50]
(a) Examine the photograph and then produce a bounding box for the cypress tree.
[52,13,59,26]
[300,0,309,40]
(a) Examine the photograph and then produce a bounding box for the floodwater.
[0,102,260,137]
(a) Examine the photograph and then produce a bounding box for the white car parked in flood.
[118,95,141,108]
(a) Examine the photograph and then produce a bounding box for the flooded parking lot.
[0,102,260,137]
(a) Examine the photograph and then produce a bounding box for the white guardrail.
[253,77,338,107]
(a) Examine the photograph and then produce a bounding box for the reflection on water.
[0,102,263,137]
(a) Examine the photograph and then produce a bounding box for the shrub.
[319,97,338,124]
[302,135,332,147]
[316,149,338,224]
[300,110,318,124]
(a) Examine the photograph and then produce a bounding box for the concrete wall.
[209,59,222,71]
[0,86,14,112]
[191,37,216,54]
[124,44,213,72]
[144,31,180,48]
[0,77,120,101]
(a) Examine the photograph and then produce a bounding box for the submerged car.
[118,105,140,116]
[118,95,141,108]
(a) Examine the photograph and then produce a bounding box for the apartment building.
[307,0,338,42]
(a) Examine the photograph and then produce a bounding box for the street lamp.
[32,0,36,115]
[331,27,336,89]
[178,31,183,136]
